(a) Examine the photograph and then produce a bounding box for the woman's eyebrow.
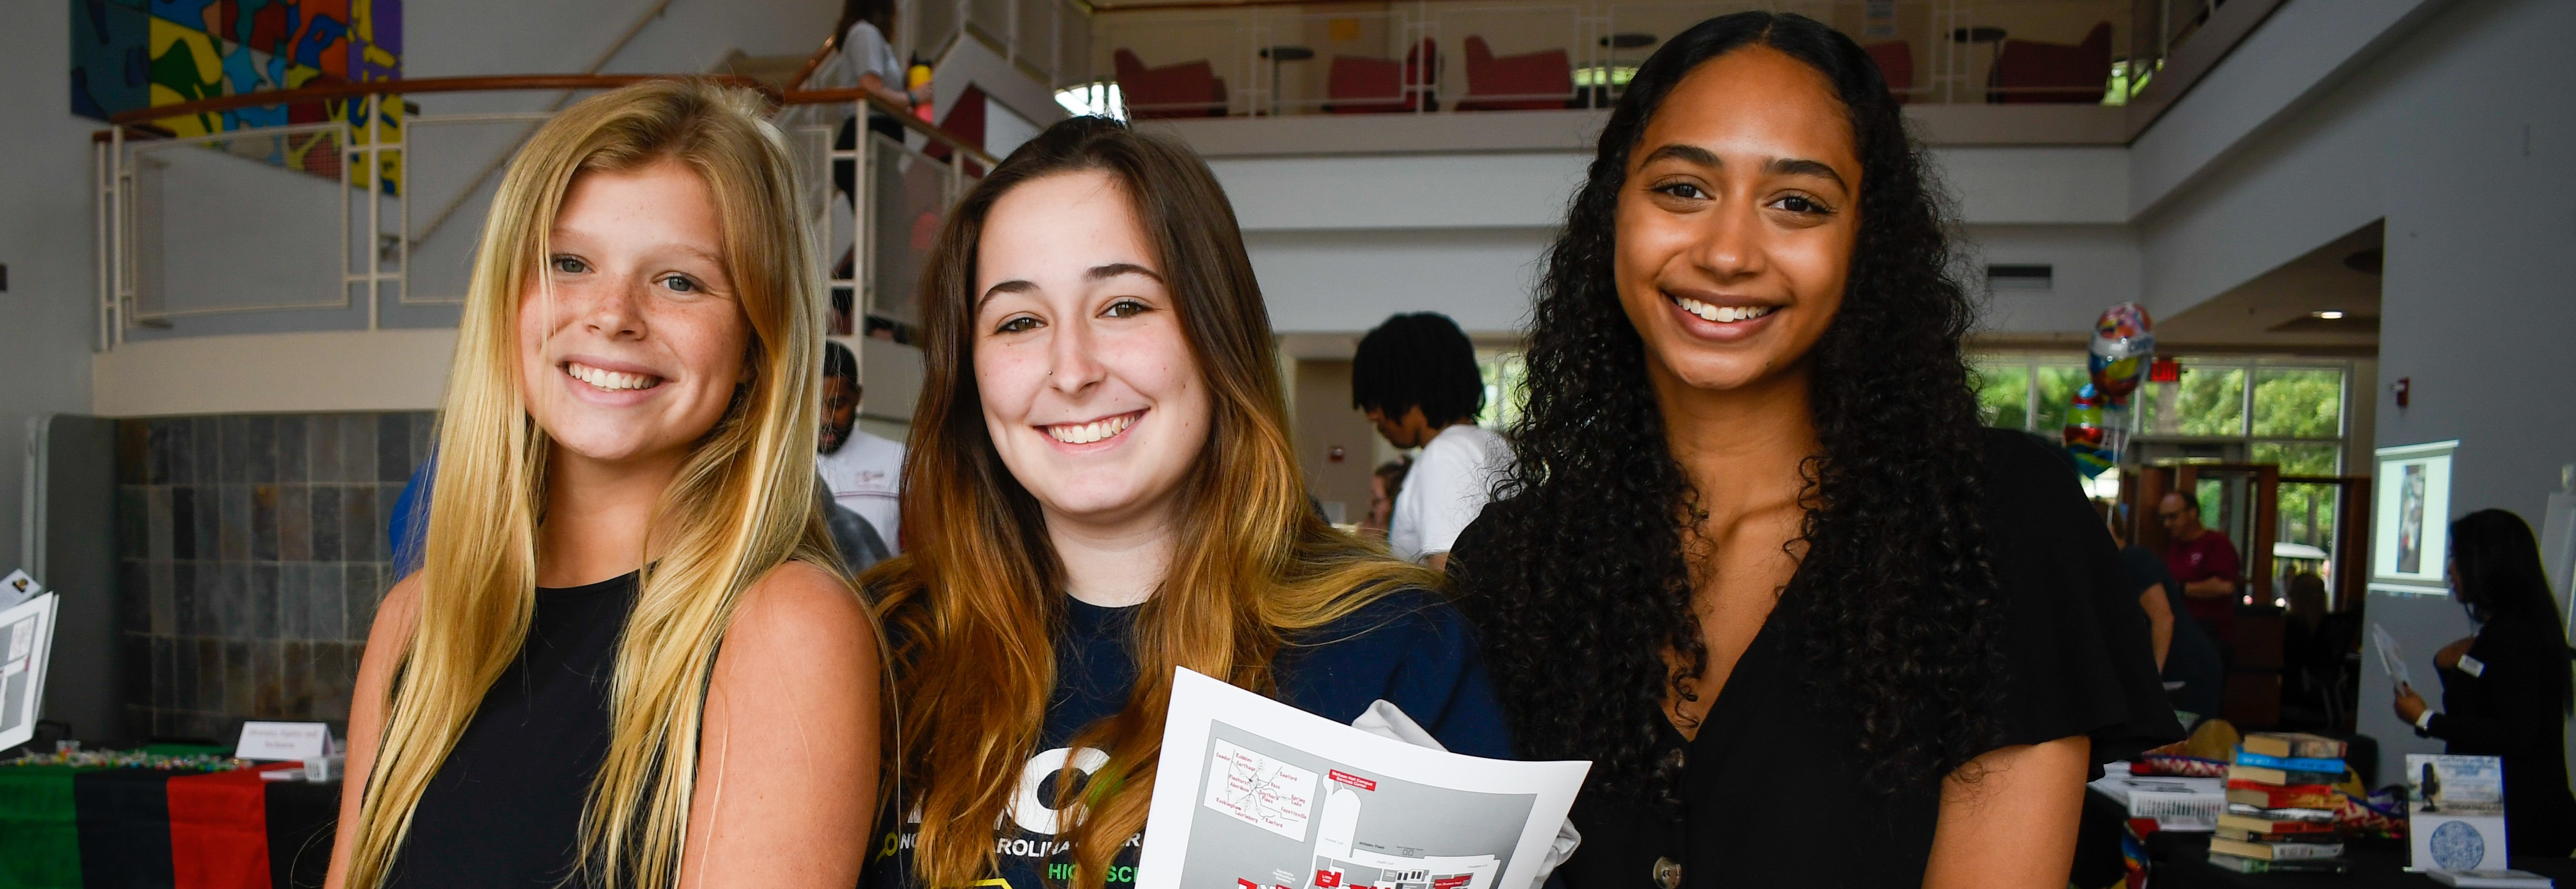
[978,279,1038,306]
[1637,145,1849,190]
[1638,144,1719,168]
[1088,262,1161,282]
[1765,157,1848,188]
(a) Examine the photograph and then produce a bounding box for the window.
[1055,81,1126,120]
[1975,353,2352,507]
[1476,351,1526,430]
[2142,365,2245,437]
[1971,357,2089,433]
[1973,358,2031,430]
[2251,368,2344,438]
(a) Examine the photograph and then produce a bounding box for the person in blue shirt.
[861,116,1510,889]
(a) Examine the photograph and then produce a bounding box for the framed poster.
[1,591,61,752]
[2372,440,2458,595]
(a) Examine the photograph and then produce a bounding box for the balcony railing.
[1077,0,2187,118]
[91,76,993,349]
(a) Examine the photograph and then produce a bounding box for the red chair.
[1458,36,1572,111]
[1114,49,1228,118]
[1989,22,2112,104]
[1863,40,1914,103]
[1325,39,1437,113]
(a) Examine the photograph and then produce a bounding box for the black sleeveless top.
[1449,429,2183,888]
[386,572,636,888]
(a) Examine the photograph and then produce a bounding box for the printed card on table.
[2410,753,2509,872]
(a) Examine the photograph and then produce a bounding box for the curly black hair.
[1451,11,2003,804]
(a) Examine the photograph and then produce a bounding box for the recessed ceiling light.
[2313,310,2346,319]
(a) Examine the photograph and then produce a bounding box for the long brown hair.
[864,116,1436,889]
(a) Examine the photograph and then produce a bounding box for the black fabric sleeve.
[2424,628,2568,752]
[1978,430,2184,761]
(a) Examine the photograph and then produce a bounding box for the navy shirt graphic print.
[864,590,1514,889]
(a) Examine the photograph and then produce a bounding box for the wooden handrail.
[779,87,1000,166]
[102,74,997,166]
[107,74,774,125]
[783,30,844,93]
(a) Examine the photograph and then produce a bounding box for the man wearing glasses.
[2160,490,2243,646]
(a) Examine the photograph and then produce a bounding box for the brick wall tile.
[276,416,307,483]
[309,413,345,483]
[342,415,377,484]
[251,485,280,562]
[279,485,312,562]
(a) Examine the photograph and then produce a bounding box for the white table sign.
[1,591,61,751]
[235,721,338,761]
[0,569,41,610]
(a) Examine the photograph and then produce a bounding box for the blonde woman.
[862,117,1510,889]
[324,79,879,888]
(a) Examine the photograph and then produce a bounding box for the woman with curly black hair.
[1443,12,2178,887]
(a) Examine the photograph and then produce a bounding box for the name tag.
[2458,654,2485,677]
[235,721,338,761]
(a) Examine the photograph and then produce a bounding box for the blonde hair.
[869,117,1440,889]
[342,78,846,888]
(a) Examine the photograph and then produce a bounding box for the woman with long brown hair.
[862,115,1510,889]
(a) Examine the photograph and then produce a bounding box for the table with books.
[2110,731,2574,888]
[2148,832,2576,887]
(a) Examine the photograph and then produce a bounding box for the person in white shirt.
[819,341,906,555]
[1352,313,1512,569]
[827,0,923,113]
[828,0,931,215]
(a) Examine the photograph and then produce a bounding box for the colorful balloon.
[2088,303,2156,406]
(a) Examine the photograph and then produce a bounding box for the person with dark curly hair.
[1442,12,2179,887]
[1353,313,1511,568]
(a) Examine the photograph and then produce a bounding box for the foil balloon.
[2088,303,2156,406]
[2061,384,2130,479]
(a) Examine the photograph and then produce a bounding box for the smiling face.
[972,170,1211,530]
[517,159,752,468]
[1613,46,1862,397]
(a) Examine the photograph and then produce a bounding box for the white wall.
[0,4,105,571]
[2140,0,2576,784]
[1959,225,2143,334]
[1245,228,1556,335]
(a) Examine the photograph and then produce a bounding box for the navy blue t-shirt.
[864,589,1512,889]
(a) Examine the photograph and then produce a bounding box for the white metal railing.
[94,85,992,348]
[1084,0,2146,118]
[899,0,1095,90]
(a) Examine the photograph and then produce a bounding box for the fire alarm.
[2392,377,2410,408]
[1327,445,1346,463]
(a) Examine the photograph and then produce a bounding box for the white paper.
[2087,764,2226,831]
[2374,622,2415,688]
[1348,701,1583,881]
[235,721,337,760]
[0,592,61,751]
[1137,669,1589,889]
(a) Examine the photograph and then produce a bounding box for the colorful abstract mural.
[73,0,404,194]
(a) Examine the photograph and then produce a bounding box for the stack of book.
[2208,733,2351,875]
